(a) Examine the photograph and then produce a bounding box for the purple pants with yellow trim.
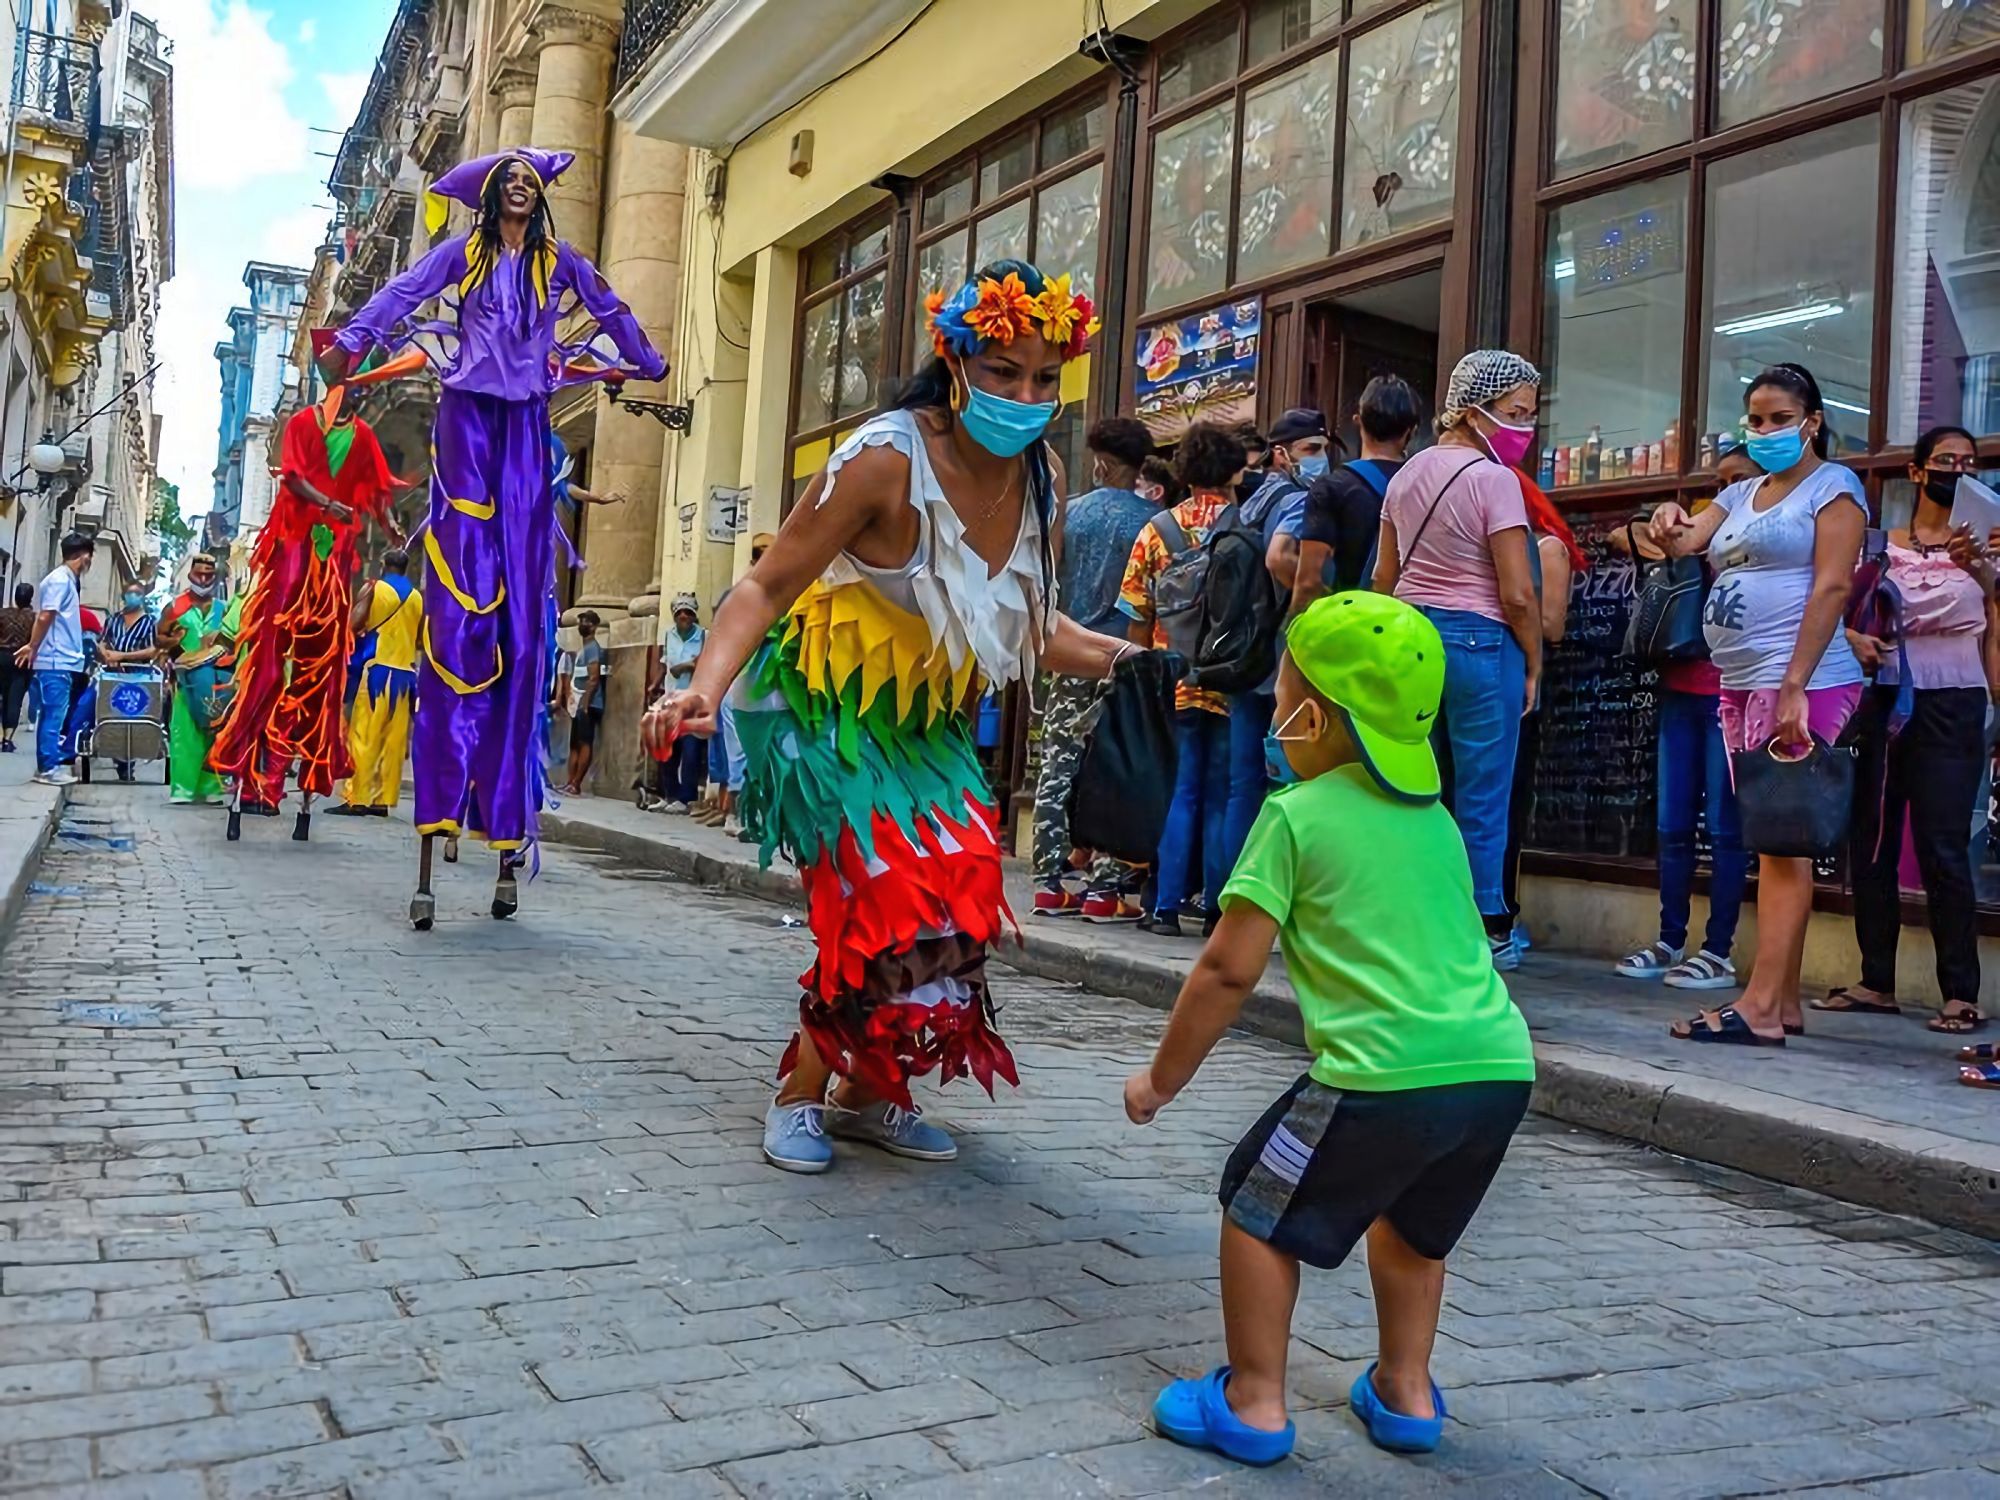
[413,387,554,850]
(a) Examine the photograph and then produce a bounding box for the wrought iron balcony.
[616,0,702,87]
[68,164,131,326]
[15,31,100,149]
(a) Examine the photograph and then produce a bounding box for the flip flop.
[1152,1367,1295,1467]
[1671,1008,1786,1047]
[1349,1363,1447,1454]
[1958,1043,1999,1063]
[1809,987,1901,1016]
[1928,1006,1987,1036]
[1958,1062,2000,1090]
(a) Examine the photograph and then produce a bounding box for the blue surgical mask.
[122,592,144,609]
[1264,703,1312,786]
[958,376,1057,459]
[1296,453,1330,483]
[1744,424,1808,474]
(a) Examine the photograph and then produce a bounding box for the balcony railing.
[68,163,131,324]
[616,0,702,87]
[15,32,100,149]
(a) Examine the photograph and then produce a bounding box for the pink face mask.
[1476,407,1537,469]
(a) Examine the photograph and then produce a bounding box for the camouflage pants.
[1031,672,1135,890]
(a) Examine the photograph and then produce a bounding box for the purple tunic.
[336,235,665,852]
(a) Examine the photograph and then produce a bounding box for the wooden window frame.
[1133,0,1478,330]
[1511,0,2000,509]
[782,204,898,506]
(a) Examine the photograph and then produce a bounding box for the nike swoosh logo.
[1415,709,1435,721]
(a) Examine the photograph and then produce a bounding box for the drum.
[179,661,234,731]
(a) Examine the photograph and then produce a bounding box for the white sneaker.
[34,768,75,786]
[1616,941,1683,979]
[662,801,689,815]
[1488,933,1521,973]
[1664,950,1738,991]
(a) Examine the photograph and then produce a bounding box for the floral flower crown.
[924,271,1099,362]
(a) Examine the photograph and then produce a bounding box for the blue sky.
[150,0,398,520]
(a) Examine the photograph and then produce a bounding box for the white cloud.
[257,205,331,266]
[155,256,243,512]
[148,0,311,190]
[297,17,317,45]
[320,70,372,129]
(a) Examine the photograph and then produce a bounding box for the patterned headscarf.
[1439,349,1541,433]
[670,592,699,619]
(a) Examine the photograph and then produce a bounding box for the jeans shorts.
[1220,1074,1532,1268]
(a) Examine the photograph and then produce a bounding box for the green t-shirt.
[1221,763,1536,1093]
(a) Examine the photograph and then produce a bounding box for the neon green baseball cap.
[1284,592,1445,802]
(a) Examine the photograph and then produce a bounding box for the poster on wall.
[1133,297,1262,445]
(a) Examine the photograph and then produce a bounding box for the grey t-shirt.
[1703,465,1865,692]
[569,638,607,712]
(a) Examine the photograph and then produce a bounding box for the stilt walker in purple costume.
[317,149,666,928]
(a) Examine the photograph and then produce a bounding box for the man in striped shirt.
[98,585,160,781]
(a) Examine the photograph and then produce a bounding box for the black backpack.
[1068,649,1185,863]
[1151,505,1281,694]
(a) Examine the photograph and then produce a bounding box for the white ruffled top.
[816,409,1046,690]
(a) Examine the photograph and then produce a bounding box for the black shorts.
[569,706,603,747]
[1220,1074,1531,1269]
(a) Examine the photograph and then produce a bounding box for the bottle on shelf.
[1584,425,1602,484]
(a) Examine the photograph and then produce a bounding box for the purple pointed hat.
[424,148,574,234]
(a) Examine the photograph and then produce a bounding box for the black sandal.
[1928,1004,1986,1036]
[1671,1007,1787,1047]
[1809,987,1901,1016]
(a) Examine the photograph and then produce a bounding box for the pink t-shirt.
[1385,446,1531,623]
[1880,542,1989,692]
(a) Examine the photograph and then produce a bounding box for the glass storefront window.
[1158,15,1239,108]
[1700,116,1879,458]
[1542,174,1690,486]
[1715,0,1883,130]
[980,130,1035,202]
[1908,0,2000,61]
[974,199,1032,267]
[1041,97,1106,166]
[923,164,973,231]
[1552,0,1696,179]
[1035,166,1103,297]
[1341,0,1462,248]
[1890,79,2000,444]
[1247,0,1338,64]
[1147,102,1235,308]
[1238,51,1339,283]
[795,297,838,433]
[837,273,886,419]
[848,211,892,273]
[911,228,969,367]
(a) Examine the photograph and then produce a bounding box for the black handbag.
[1731,733,1857,859]
[1622,524,1711,664]
[1067,650,1184,865]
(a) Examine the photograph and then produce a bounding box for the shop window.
[1237,50,1339,282]
[1542,174,1689,487]
[980,129,1036,202]
[1552,0,1696,179]
[1341,0,1462,248]
[1147,102,1235,308]
[1699,116,1879,459]
[1247,0,1338,64]
[1158,14,1240,108]
[839,273,887,420]
[1908,0,2000,61]
[1890,78,2000,443]
[974,199,1033,267]
[1036,165,1104,297]
[789,211,895,487]
[910,227,970,368]
[923,164,973,231]
[1714,0,1883,130]
[1042,97,1107,165]
[795,296,839,433]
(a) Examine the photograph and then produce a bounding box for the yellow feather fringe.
[781,580,977,726]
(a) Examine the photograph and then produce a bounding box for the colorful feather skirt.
[737,579,1018,1110]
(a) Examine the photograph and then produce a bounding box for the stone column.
[492,67,538,152]
[527,8,618,260]
[575,122,685,616]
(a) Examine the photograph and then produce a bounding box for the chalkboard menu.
[1529,510,1659,860]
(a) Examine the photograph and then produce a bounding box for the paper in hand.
[1947,475,2000,545]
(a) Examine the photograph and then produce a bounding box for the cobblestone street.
[2,786,1999,1498]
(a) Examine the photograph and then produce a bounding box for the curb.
[540,809,2000,1239]
[0,785,66,941]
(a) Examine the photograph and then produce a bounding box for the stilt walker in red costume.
[210,347,409,843]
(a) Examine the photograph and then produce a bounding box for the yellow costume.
[343,576,423,810]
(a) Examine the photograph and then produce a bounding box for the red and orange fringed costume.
[210,406,399,807]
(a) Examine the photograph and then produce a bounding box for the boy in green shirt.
[1125,592,1535,1466]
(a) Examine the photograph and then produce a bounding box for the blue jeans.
[32,669,73,773]
[1224,693,1274,876]
[1420,608,1524,918]
[1154,707,1230,916]
[1656,689,1747,956]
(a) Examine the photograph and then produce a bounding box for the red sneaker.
[1081,892,1142,923]
[1032,885,1085,918]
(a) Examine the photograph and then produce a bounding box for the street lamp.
[27,436,65,480]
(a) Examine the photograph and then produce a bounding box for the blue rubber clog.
[1151,1366,1296,1467]
[1349,1362,1447,1453]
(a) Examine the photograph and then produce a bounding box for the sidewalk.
[0,742,65,934]
[543,792,2000,1240]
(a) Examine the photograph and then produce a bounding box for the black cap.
[1269,408,1329,445]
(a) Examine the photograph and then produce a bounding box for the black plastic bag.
[1067,650,1185,865]
[1732,733,1857,859]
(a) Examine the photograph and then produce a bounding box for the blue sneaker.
[1349,1363,1446,1454]
[1152,1367,1294,1467]
[762,1100,832,1174]
[823,1099,956,1161]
